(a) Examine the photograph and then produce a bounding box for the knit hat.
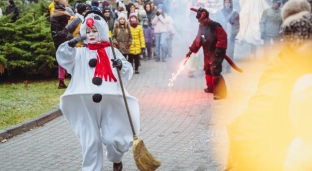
[102,0,109,7]
[76,3,91,15]
[157,4,164,10]
[282,0,312,42]
[118,12,127,21]
[116,0,126,10]
[129,12,138,20]
[103,7,110,13]
[143,18,148,23]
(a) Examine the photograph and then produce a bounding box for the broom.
[109,38,161,171]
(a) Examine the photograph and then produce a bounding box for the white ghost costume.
[56,12,140,171]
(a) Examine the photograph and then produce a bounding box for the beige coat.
[152,13,168,33]
[112,22,132,55]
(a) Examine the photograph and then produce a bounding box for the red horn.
[190,8,198,12]
[86,18,94,28]
[199,11,207,20]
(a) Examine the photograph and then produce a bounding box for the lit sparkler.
[168,57,190,89]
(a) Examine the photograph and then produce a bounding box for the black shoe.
[135,70,140,74]
[155,58,160,62]
[113,162,123,171]
[58,80,67,89]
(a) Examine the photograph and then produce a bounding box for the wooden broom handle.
[109,38,136,137]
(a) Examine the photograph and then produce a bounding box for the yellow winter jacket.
[129,25,145,55]
[48,2,54,16]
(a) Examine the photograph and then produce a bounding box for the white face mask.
[86,26,99,44]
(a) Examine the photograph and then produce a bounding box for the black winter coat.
[104,16,115,33]
[144,4,156,28]
[5,5,19,22]
[50,15,70,50]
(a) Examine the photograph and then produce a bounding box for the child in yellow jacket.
[128,13,145,74]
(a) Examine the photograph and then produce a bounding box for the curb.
[0,107,62,141]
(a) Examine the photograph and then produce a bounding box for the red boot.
[204,75,213,93]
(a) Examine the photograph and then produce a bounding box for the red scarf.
[130,21,138,28]
[88,42,117,82]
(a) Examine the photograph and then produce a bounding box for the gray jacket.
[260,7,283,37]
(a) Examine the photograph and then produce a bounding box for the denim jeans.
[154,32,167,59]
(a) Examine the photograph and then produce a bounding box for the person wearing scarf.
[129,12,146,74]
[144,2,156,27]
[56,10,140,171]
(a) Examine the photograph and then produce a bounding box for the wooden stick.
[109,37,136,137]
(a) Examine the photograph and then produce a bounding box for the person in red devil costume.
[186,7,228,100]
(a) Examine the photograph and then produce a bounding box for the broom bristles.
[133,137,161,171]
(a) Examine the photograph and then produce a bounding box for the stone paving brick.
[0,36,265,171]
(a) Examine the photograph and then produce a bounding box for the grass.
[0,80,66,130]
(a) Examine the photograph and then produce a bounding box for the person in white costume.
[56,10,140,171]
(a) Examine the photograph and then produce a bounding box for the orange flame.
[168,57,190,89]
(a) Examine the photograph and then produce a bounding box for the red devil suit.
[187,7,228,100]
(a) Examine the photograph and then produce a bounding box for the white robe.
[56,42,140,171]
[236,0,271,45]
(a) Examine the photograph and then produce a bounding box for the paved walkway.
[0,38,266,171]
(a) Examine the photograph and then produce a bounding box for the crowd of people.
[47,0,177,88]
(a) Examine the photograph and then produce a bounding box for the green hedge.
[0,1,57,78]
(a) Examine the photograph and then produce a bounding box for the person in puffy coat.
[56,10,140,171]
[50,0,72,88]
[152,4,168,62]
[226,0,312,170]
[112,12,132,59]
[129,13,145,74]
[142,18,154,60]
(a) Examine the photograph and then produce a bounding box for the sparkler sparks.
[168,57,190,89]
